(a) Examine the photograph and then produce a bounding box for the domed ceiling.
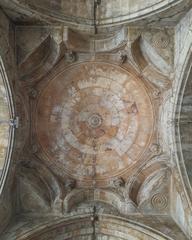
[0,1,192,240]
[36,62,154,186]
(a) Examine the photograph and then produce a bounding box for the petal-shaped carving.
[18,160,61,212]
[18,35,63,83]
[141,38,172,76]
[137,169,170,207]
[128,158,171,206]
[19,176,51,212]
[131,37,171,91]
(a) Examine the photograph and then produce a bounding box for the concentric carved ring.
[36,62,154,183]
[151,193,168,210]
[87,113,103,129]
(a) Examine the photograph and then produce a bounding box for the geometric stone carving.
[151,193,168,210]
[18,161,61,213]
[152,32,170,50]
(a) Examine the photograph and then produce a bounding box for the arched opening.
[175,50,192,201]
[12,215,170,240]
[0,57,15,193]
[179,66,192,184]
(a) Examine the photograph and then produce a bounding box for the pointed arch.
[0,57,15,194]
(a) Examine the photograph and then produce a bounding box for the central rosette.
[86,113,105,138]
[36,62,154,183]
[67,90,120,148]
[87,113,102,129]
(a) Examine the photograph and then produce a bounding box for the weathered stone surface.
[0,1,192,240]
[36,62,154,186]
[1,0,192,29]
[0,8,17,235]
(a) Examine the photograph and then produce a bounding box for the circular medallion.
[36,62,154,183]
[151,193,168,210]
[87,113,103,129]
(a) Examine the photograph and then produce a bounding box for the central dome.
[36,62,154,184]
